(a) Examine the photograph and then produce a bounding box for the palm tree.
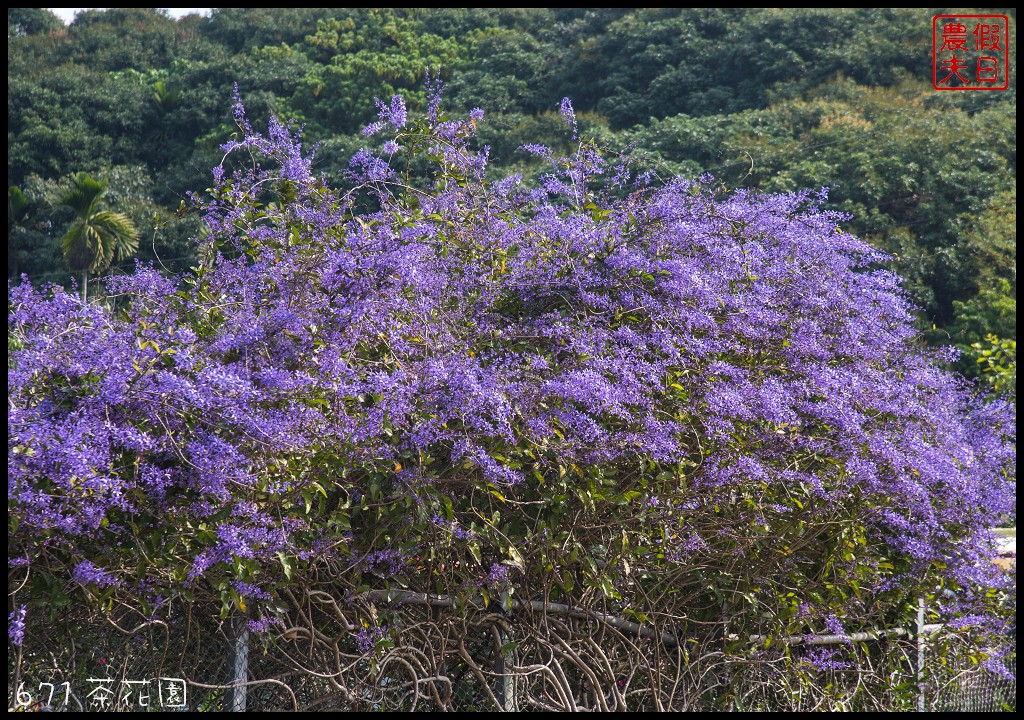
[54,172,139,302]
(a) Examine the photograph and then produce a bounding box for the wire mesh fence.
[930,635,1016,712]
[7,587,1015,712]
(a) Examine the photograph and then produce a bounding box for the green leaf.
[507,545,525,572]
[277,551,295,581]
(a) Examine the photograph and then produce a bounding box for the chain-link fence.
[930,635,1016,712]
[8,591,1015,712]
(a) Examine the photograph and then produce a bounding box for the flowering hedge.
[8,85,1014,660]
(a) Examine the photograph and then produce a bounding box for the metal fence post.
[917,597,926,712]
[225,614,250,712]
[494,609,516,712]
[502,640,516,712]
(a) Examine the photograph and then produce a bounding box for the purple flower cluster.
[431,512,473,540]
[9,605,26,647]
[246,615,284,634]
[73,561,121,589]
[355,625,389,654]
[823,614,851,644]
[363,95,407,136]
[801,647,852,672]
[485,563,511,590]
[560,97,578,139]
[232,581,272,601]
[358,549,410,578]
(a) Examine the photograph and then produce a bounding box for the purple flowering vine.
[6,87,1015,668]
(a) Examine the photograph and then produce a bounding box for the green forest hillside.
[8,7,1016,387]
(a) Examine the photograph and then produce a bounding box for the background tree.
[53,172,140,301]
[7,8,63,37]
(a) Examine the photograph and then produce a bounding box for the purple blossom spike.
[8,606,26,647]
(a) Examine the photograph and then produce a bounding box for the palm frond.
[90,210,141,262]
[9,185,32,225]
[55,172,139,279]
[53,172,108,219]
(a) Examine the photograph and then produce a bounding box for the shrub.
[9,87,1014,690]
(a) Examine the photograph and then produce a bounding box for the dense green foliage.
[7,7,1017,380]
